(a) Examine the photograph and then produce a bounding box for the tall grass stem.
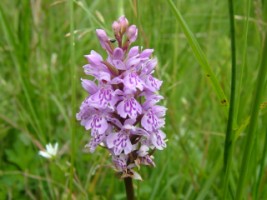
[235,31,267,200]
[69,0,76,197]
[254,115,267,199]
[234,0,251,128]
[223,0,236,198]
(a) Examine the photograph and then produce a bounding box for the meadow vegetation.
[0,0,267,199]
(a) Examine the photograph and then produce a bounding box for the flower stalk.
[124,177,135,200]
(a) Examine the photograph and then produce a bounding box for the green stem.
[69,0,76,198]
[223,0,236,198]
[124,177,135,200]
[235,31,267,200]
[234,0,251,129]
[254,115,267,199]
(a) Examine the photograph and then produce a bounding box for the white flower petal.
[39,151,52,159]
[39,142,58,159]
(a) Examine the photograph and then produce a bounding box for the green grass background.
[0,0,267,199]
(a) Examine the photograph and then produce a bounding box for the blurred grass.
[0,0,266,199]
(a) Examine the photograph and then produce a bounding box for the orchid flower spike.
[77,16,167,180]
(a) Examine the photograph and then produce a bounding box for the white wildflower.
[39,143,58,159]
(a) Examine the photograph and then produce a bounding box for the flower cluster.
[77,16,166,179]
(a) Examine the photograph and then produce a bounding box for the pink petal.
[96,29,112,53]
[128,46,139,58]
[117,97,142,119]
[140,49,154,59]
[85,50,103,65]
[145,75,162,92]
[81,79,98,94]
[113,48,124,60]
[123,72,144,91]
[90,115,109,136]
[151,130,166,150]
[126,25,138,43]
[141,110,159,131]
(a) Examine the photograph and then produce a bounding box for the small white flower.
[39,143,58,159]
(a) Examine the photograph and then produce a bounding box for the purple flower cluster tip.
[77,16,167,180]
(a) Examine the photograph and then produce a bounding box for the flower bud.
[96,29,113,53]
[112,21,120,35]
[118,16,129,34]
[126,25,138,43]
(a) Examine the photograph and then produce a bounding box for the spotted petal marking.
[151,130,166,150]
[140,155,155,167]
[107,132,132,155]
[124,72,144,91]
[145,75,162,92]
[141,109,159,131]
[89,87,117,109]
[112,154,128,172]
[89,115,108,137]
[86,133,106,153]
[117,97,142,119]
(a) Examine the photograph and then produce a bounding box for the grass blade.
[196,154,222,200]
[235,30,267,200]
[0,3,44,142]
[254,115,267,199]
[167,0,228,107]
[69,0,76,197]
[149,161,168,200]
[223,0,237,198]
